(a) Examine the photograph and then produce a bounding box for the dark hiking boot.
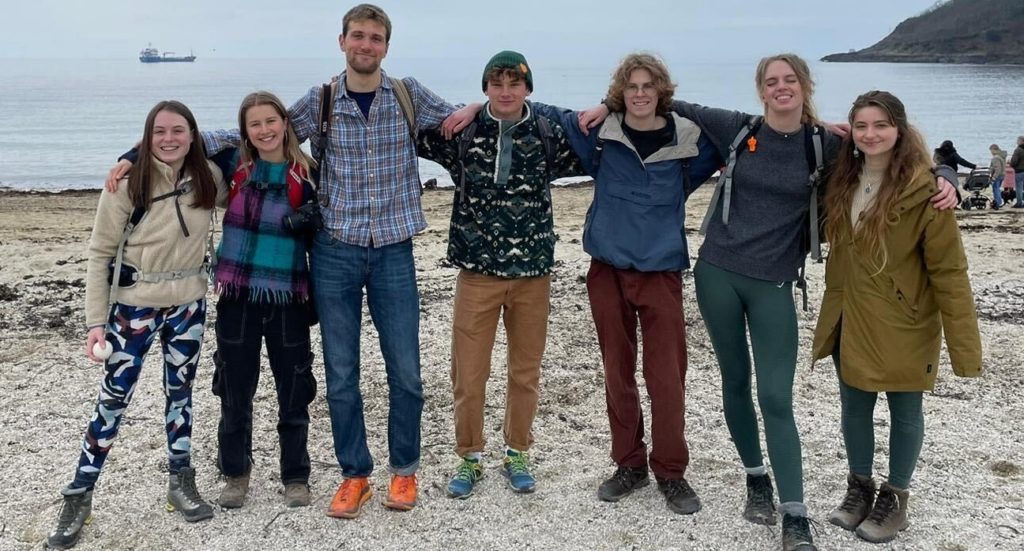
[656,477,702,515]
[217,473,250,509]
[828,473,876,531]
[855,483,909,543]
[45,488,92,550]
[782,513,818,551]
[744,473,778,525]
[166,467,214,522]
[597,466,649,502]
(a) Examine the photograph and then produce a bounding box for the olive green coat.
[811,172,982,392]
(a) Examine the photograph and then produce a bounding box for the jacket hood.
[597,112,700,161]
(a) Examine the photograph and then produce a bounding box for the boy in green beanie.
[418,50,582,498]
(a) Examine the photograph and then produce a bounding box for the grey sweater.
[672,101,840,282]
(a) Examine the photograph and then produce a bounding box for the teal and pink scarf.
[215,159,310,303]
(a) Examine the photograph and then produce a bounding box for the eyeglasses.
[624,83,657,95]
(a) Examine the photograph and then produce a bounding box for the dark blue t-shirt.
[348,89,376,120]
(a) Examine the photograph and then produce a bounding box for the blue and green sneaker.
[447,457,484,499]
[502,449,536,493]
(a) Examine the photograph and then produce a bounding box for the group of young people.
[46,4,983,551]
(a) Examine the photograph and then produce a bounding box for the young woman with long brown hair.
[812,90,981,544]
[47,100,222,550]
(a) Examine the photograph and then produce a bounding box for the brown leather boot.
[855,482,909,543]
[217,473,250,509]
[827,473,875,531]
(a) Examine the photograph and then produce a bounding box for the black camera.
[282,201,323,235]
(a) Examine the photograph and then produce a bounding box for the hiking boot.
[743,473,777,525]
[828,473,876,531]
[45,488,92,550]
[166,467,214,522]
[502,449,536,494]
[327,477,371,519]
[217,473,250,509]
[283,483,311,507]
[782,513,818,551]
[447,457,484,499]
[597,466,649,502]
[855,483,909,543]
[656,477,702,515]
[383,474,418,511]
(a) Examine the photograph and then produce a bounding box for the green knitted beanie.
[481,50,533,92]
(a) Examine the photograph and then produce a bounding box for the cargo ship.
[139,44,196,63]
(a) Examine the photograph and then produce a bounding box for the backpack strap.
[796,123,825,312]
[592,137,605,174]
[700,115,762,235]
[455,121,479,205]
[314,81,336,204]
[804,123,825,262]
[388,76,417,141]
[534,116,558,208]
[107,184,192,306]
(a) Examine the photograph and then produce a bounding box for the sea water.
[2,57,1022,190]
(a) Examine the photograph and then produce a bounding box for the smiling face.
[150,110,192,167]
[759,60,804,117]
[623,68,658,122]
[243,104,286,161]
[484,72,530,121]
[852,105,898,160]
[339,19,389,76]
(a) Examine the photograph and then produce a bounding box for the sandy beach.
[0,185,1021,551]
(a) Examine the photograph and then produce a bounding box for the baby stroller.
[960,168,990,210]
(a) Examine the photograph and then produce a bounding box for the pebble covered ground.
[0,186,1021,550]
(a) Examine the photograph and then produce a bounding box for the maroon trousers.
[587,259,690,480]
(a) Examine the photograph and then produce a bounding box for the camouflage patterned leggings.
[69,299,207,490]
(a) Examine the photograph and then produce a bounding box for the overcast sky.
[4,0,944,62]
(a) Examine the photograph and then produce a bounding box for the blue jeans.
[1016,173,1024,206]
[311,233,423,477]
[991,175,1004,207]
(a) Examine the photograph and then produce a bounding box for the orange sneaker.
[382,474,417,511]
[327,477,372,519]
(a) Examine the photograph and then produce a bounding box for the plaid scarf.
[215,159,310,303]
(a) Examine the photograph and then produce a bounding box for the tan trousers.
[451,269,550,457]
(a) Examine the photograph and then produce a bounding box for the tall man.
[202,4,460,517]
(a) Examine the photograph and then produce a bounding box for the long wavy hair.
[605,52,676,115]
[823,90,932,274]
[128,101,217,210]
[237,91,314,174]
[755,53,820,125]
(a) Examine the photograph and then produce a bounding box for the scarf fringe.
[216,282,308,304]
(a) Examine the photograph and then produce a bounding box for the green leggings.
[833,348,924,490]
[693,260,803,503]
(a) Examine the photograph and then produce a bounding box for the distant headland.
[822,0,1024,65]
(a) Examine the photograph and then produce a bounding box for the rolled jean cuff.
[389,459,419,477]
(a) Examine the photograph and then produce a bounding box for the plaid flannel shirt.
[203,70,455,247]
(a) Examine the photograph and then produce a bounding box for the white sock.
[745,465,768,476]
